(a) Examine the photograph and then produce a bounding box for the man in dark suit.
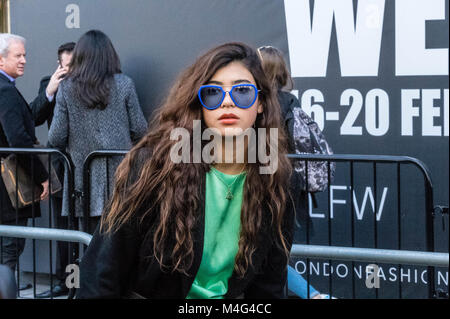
[29,42,75,298]
[30,42,74,128]
[0,33,49,280]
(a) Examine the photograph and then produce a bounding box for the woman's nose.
[221,91,235,108]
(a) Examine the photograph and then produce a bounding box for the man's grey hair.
[0,33,26,57]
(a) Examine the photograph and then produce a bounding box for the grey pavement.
[16,272,69,299]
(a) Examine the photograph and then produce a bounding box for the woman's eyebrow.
[207,79,252,85]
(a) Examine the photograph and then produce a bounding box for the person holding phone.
[30,42,75,127]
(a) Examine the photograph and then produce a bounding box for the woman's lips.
[219,118,238,124]
[218,113,239,125]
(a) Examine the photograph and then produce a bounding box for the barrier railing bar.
[327,161,332,298]
[423,161,436,298]
[0,225,92,247]
[31,155,36,298]
[291,244,449,267]
[287,154,433,186]
[47,153,52,299]
[397,163,403,298]
[83,150,129,222]
[1,225,446,269]
[305,159,310,299]
[14,155,20,298]
[3,224,446,269]
[82,150,128,230]
[350,161,356,299]
[373,162,378,299]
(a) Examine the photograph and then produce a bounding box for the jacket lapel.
[180,170,206,297]
[225,205,273,298]
[14,86,32,114]
[0,73,32,114]
[15,87,29,106]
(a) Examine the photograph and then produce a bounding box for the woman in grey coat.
[49,30,147,233]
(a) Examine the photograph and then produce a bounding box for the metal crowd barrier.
[0,224,447,299]
[0,225,91,299]
[286,154,444,299]
[82,150,128,233]
[82,151,448,299]
[1,224,446,268]
[1,148,448,299]
[0,147,76,299]
[0,225,92,246]
[290,244,448,268]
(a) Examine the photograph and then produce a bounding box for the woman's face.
[202,61,263,136]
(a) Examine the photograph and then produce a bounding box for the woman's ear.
[257,101,263,114]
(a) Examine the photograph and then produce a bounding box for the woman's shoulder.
[58,77,73,91]
[113,73,135,87]
[278,90,299,104]
[278,90,300,115]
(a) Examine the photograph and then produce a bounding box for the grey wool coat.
[48,74,148,218]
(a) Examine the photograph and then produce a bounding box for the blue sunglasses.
[198,84,259,110]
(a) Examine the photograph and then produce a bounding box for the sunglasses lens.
[200,86,223,109]
[231,85,257,108]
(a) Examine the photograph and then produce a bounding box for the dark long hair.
[67,30,121,109]
[257,46,293,91]
[101,42,292,277]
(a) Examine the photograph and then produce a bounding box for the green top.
[186,167,246,299]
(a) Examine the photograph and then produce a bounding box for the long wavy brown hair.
[100,42,292,277]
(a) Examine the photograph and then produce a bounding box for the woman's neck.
[213,136,248,175]
[213,162,246,175]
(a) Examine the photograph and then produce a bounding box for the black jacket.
[278,90,314,239]
[29,76,54,129]
[0,72,48,222]
[77,148,296,299]
[278,90,299,153]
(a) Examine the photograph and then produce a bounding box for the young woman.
[76,42,296,299]
[258,45,334,299]
[48,30,148,233]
